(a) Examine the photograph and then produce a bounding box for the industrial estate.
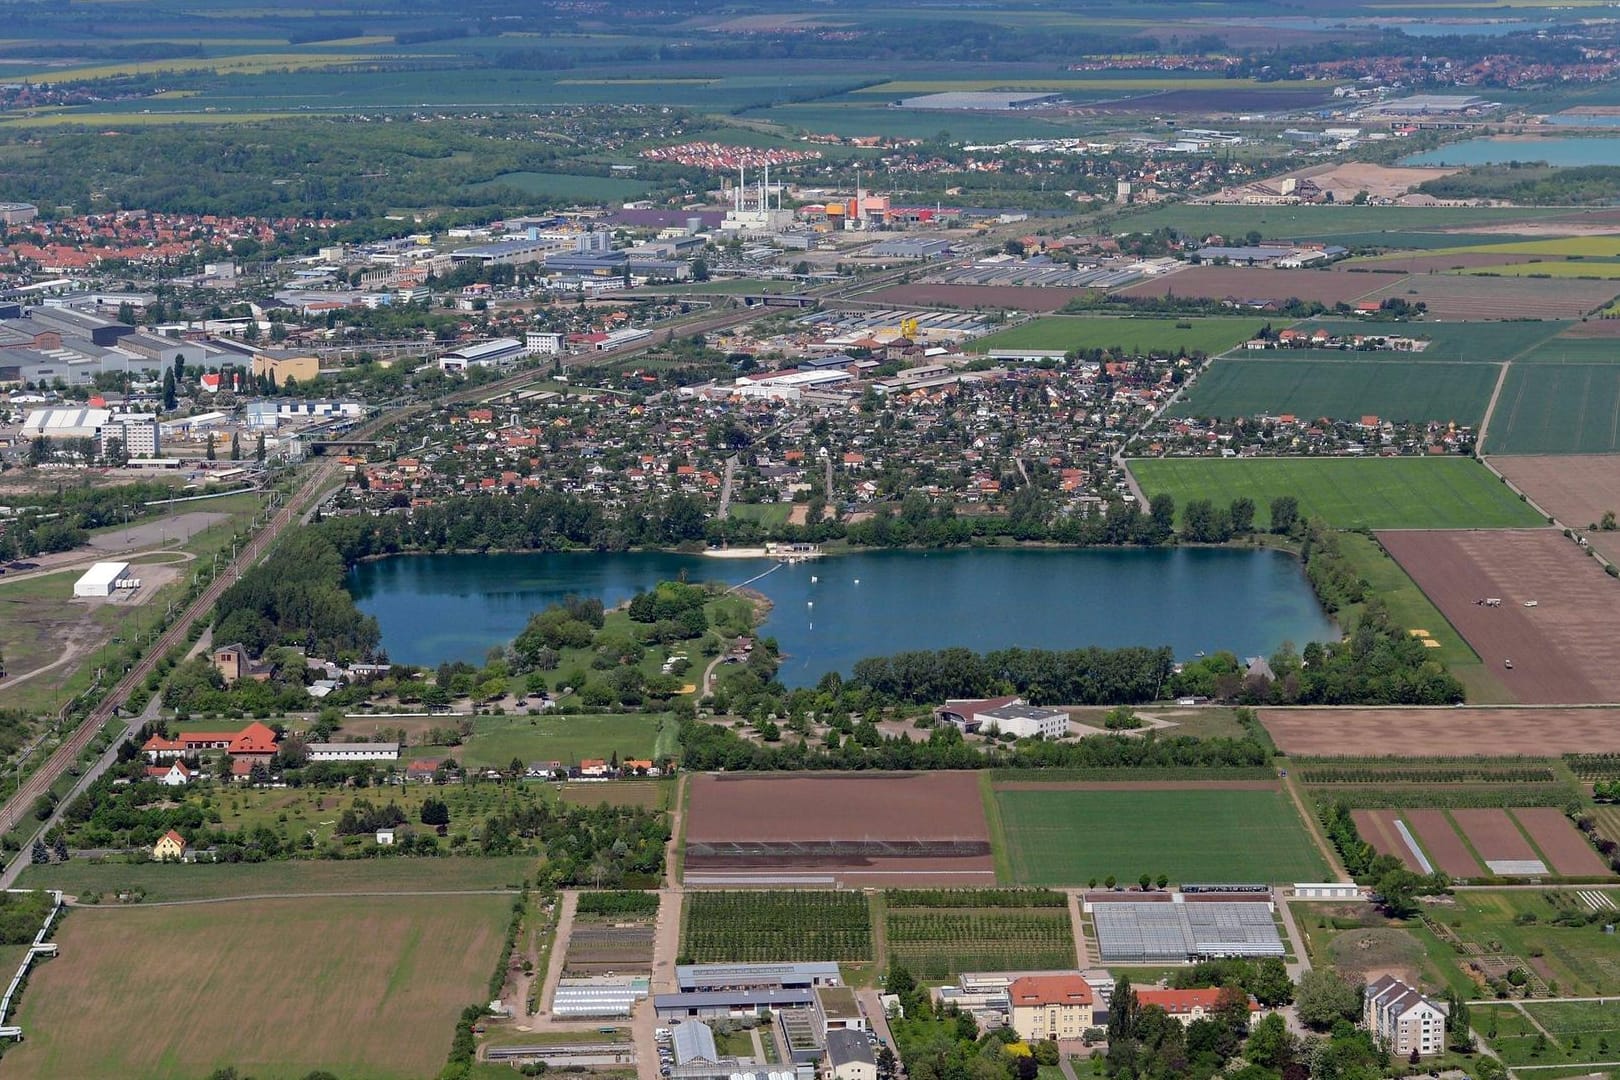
[4,1,1620,1080]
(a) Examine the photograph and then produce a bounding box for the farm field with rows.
[680,891,872,963]
[967,316,1267,357]
[1169,358,1499,426]
[1129,457,1542,531]
[882,889,1075,979]
[992,783,1329,885]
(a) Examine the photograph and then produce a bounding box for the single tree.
[229,432,241,461]
[1107,976,1139,1044]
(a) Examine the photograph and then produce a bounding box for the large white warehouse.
[73,561,131,598]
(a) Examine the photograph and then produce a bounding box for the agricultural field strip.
[681,891,873,962]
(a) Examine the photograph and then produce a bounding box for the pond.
[1401,137,1620,167]
[349,547,1337,688]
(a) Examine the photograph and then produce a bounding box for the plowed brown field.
[1405,809,1482,878]
[1113,266,1388,306]
[1453,808,1538,863]
[1493,456,1620,565]
[684,772,995,886]
[1514,807,1614,876]
[1378,529,1620,704]
[1261,707,1620,755]
[1352,809,1422,871]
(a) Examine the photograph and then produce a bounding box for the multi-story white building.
[1365,975,1447,1057]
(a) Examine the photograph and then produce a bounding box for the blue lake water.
[1401,137,1620,167]
[348,548,1337,687]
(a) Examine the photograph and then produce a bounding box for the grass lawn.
[1418,890,1620,999]
[1115,205,1578,245]
[1488,363,1620,454]
[967,316,1268,357]
[728,503,793,527]
[1331,532,1490,686]
[15,856,533,902]
[9,894,511,1079]
[993,786,1329,885]
[1170,358,1500,425]
[1127,457,1545,531]
[436,712,673,769]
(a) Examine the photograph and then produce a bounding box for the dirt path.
[0,637,86,689]
[537,889,578,1017]
[664,773,686,888]
[1066,889,1092,969]
[1477,360,1513,454]
[68,888,520,908]
[1280,766,1347,879]
[652,887,683,994]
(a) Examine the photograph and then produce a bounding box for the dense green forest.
[1417,164,1620,206]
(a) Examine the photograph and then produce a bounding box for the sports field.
[992,785,1330,885]
[1128,457,1544,531]
[9,894,512,1080]
[1488,364,1620,454]
[1170,358,1499,425]
[967,316,1267,357]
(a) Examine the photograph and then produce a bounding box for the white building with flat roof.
[74,561,131,597]
[305,742,400,763]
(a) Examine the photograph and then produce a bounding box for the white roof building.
[73,561,131,598]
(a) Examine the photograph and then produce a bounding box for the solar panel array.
[1093,902,1284,962]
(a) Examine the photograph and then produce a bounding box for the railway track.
[0,461,335,841]
[0,254,960,850]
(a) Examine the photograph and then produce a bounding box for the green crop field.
[992,786,1329,885]
[1518,335,1620,364]
[882,889,1076,978]
[1489,364,1620,454]
[1284,320,1568,363]
[967,316,1267,357]
[1128,456,1544,530]
[14,856,532,902]
[1170,358,1499,425]
[8,894,512,1080]
[681,891,873,962]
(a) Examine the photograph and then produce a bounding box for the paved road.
[0,474,321,858]
[1066,890,1092,968]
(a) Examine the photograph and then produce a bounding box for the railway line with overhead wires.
[0,246,1000,861]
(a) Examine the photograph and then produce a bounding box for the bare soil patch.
[1552,319,1620,338]
[1492,455,1620,564]
[1262,707,1620,755]
[1114,266,1389,306]
[1362,274,1619,320]
[994,779,1279,791]
[1276,162,1459,202]
[1352,809,1422,871]
[1452,808,1538,863]
[1378,529,1620,704]
[1513,807,1612,876]
[1404,809,1482,878]
[684,772,994,885]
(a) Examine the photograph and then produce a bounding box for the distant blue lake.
[1401,137,1620,167]
[349,548,1337,687]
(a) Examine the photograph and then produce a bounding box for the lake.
[1401,137,1620,167]
[349,548,1336,687]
